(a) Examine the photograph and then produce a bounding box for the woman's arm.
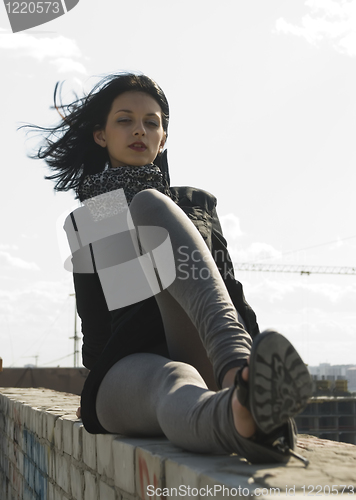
[73,272,112,369]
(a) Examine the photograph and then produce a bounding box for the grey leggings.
[96,189,253,454]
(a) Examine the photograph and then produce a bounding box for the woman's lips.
[129,143,147,152]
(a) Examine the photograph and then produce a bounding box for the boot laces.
[273,437,309,467]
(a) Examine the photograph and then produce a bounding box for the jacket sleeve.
[73,272,112,370]
[171,185,260,339]
[210,206,260,339]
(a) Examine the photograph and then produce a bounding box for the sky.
[0,0,355,368]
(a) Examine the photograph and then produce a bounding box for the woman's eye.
[116,119,159,127]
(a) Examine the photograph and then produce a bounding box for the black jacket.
[74,185,259,369]
[74,154,259,433]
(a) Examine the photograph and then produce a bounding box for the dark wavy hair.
[26,72,170,198]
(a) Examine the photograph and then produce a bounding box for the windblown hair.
[27,72,170,198]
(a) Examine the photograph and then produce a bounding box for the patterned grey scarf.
[78,163,171,205]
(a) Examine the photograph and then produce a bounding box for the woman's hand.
[76,406,81,419]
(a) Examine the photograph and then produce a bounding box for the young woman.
[33,72,311,464]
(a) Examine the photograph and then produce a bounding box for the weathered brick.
[48,449,56,481]
[122,494,137,500]
[9,484,17,500]
[13,423,22,452]
[35,410,44,438]
[27,460,35,491]
[5,416,13,439]
[16,448,24,476]
[82,429,96,471]
[53,417,63,451]
[23,405,32,432]
[0,475,7,500]
[13,471,24,500]
[7,460,13,486]
[84,470,97,500]
[8,418,14,442]
[70,464,84,500]
[23,455,29,487]
[165,456,205,492]
[34,467,46,498]
[38,442,48,475]
[55,453,70,494]
[24,430,32,458]
[46,413,58,443]
[73,422,83,461]
[6,398,14,420]
[54,485,63,500]
[62,417,74,456]
[0,410,5,433]
[99,480,116,500]
[23,483,34,500]
[47,482,55,500]
[135,447,165,500]
[30,408,41,435]
[7,437,14,464]
[1,434,9,465]
[41,411,47,441]
[96,433,115,479]
[112,438,136,494]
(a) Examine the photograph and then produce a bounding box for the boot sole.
[248,330,312,435]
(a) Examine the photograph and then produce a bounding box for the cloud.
[0,251,40,271]
[245,276,356,310]
[0,278,72,317]
[229,241,282,263]
[239,275,356,365]
[219,213,243,240]
[0,31,87,73]
[262,311,356,366]
[0,277,74,367]
[50,57,87,74]
[275,0,356,57]
[0,244,19,251]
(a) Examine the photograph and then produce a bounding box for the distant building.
[295,374,356,445]
[295,395,356,445]
[308,363,356,394]
[347,367,356,393]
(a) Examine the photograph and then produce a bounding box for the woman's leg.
[95,352,246,455]
[152,289,219,390]
[129,189,252,389]
[96,189,308,461]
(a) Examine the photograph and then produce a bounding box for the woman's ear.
[93,129,106,148]
[159,133,167,152]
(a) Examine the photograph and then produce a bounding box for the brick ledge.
[1,387,355,500]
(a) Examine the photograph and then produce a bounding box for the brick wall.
[1,387,355,500]
[0,387,255,500]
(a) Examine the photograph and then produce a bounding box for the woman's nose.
[133,121,146,135]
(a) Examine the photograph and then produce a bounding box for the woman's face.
[93,91,166,168]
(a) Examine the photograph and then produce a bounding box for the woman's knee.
[158,360,208,392]
[130,189,169,220]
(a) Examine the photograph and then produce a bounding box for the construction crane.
[233,264,356,276]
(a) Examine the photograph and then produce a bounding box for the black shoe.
[234,329,312,435]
